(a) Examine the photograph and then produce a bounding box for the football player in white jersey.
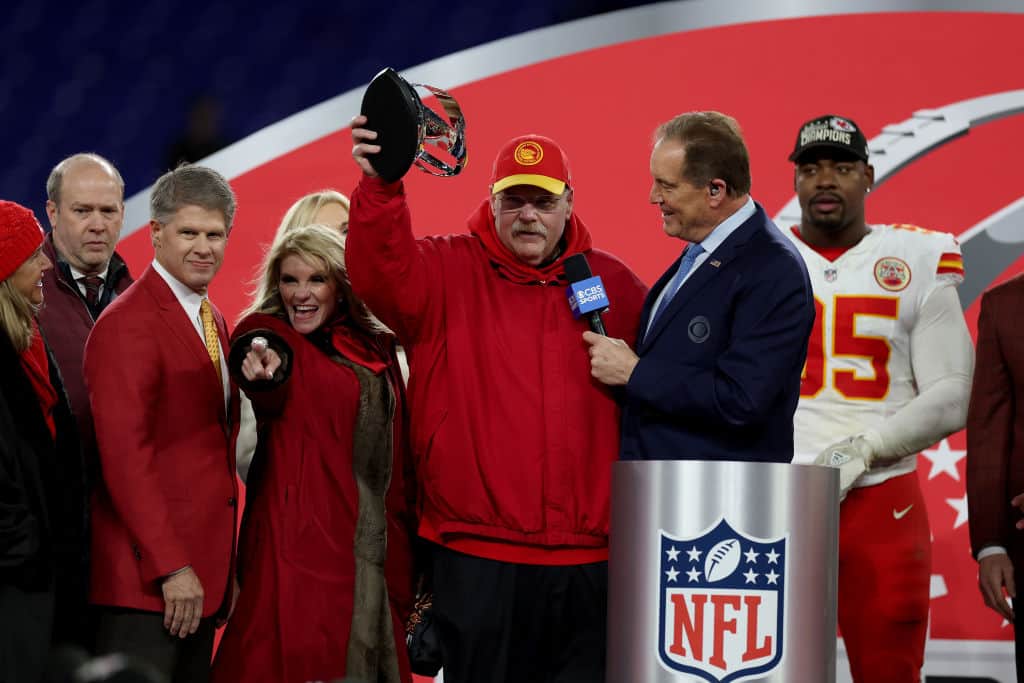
[784,114,974,683]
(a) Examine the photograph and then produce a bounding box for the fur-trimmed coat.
[211,312,415,683]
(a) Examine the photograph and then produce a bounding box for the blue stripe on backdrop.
[0,0,651,223]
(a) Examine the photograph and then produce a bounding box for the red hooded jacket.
[346,176,647,565]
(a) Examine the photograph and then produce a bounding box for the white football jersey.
[785,224,964,486]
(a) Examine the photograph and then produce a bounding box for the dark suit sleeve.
[967,290,1015,558]
[626,259,812,428]
[85,311,190,583]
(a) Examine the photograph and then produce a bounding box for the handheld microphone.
[564,253,609,336]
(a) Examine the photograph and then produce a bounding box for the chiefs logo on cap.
[830,116,856,132]
[514,141,544,166]
[874,257,912,291]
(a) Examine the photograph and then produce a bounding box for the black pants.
[431,544,607,683]
[0,584,54,683]
[95,607,215,683]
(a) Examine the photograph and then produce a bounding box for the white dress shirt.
[646,197,756,337]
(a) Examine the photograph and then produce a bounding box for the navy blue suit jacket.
[621,202,814,462]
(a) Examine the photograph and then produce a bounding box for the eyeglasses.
[497,193,564,213]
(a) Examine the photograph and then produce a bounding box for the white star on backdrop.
[921,439,966,481]
[666,546,680,562]
[946,495,969,529]
[744,569,759,584]
[666,567,679,583]
[687,546,702,562]
[744,547,759,563]
[765,549,780,564]
[766,570,779,585]
[687,567,701,582]
[930,574,948,600]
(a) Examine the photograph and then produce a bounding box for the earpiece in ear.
[709,185,720,196]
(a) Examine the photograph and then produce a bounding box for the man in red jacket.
[84,165,239,683]
[348,118,647,683]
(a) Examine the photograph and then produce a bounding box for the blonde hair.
[0,279,37,351]
[273,189,350,243]
[242,224,384,336]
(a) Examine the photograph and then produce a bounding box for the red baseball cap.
[490,134,572,196]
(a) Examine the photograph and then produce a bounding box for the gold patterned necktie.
[199,299,221,374]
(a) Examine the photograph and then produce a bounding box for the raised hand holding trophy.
[359,67,467,183]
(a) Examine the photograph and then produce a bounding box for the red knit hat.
[490,134,572,196]
[0,200,45,282]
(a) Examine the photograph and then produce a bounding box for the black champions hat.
[788,114,870,163]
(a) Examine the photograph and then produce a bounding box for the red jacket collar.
[466,199,594,284]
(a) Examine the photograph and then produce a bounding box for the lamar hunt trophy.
[360,67,467,183]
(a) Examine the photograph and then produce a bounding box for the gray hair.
[46,153,125,205]
[150,164,237,231]
[655,111,752,196]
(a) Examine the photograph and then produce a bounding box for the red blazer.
[967,274,1024,565]
[84,265,239,616]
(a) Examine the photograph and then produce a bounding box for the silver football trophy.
[360,67,467,183]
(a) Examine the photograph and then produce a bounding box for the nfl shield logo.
[658,519,787,682]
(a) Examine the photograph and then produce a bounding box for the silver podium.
[607,461,839,682]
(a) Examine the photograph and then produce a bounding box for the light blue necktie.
[649,243,704,328]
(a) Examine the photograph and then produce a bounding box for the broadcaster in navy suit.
[585,111,814,462]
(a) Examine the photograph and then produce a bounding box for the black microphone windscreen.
[564,253,593,282]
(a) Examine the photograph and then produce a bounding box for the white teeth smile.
[294,305,317,312]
